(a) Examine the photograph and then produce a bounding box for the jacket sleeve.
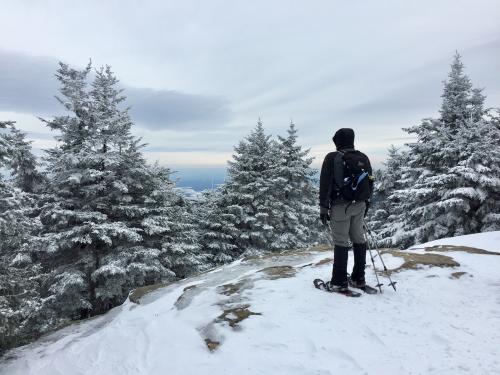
[364,153,374,200]
[366,154,373,176]
[319,153,335,209]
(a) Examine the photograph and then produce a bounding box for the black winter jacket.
[319,148,372,209]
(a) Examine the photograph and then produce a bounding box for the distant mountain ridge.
[173,167,320,191]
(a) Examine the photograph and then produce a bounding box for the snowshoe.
[313,279,361,297]
[348,277,378,294]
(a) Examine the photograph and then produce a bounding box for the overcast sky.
[1,0,499,169]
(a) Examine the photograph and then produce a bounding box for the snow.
[1,232,500,375]
[9,253,31,267]
[174,187,203,201]
[408,231,500,252]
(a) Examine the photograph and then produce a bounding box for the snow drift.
[1,231,500,375]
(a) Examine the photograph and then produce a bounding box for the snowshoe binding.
[348,277,378,294]
[313,279,361,297]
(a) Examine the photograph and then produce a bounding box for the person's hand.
[320,213,330,225]
[320,207,330,226]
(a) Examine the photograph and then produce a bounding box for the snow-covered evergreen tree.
[272,121,323,249]
[445,112,500,233]
[202,119,284,256]
[221,119,282,254]
[142,162,208,279]
[0,121,45,353]
[36,63,204,316]
[0,121,11,173]
[199,189,240,266]
[200,120,323,260]
[440,54,475,129]
[0,120,41,271]
[368,147,402,237]
[1,123,45,193]
[370,53,500,247]
[368,146,416,247]
[483,110,500,230]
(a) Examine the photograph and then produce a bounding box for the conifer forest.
[1,53,499,353]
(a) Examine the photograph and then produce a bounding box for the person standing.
[319,128,374,292]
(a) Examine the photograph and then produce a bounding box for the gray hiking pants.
[329,201,366,247]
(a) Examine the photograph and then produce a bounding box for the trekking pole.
[364,230,383,293]
[321,217,334,247]
[364,221,397,291]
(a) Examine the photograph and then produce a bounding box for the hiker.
[319,128,374,292]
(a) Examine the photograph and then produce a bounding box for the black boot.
[351,242,367,285]
[331,245,349,289]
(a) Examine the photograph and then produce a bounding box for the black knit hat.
[332,128,355,150]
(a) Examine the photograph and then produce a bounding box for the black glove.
[320,207,330,226]
[320,213,330,225]
[364,201,370,217]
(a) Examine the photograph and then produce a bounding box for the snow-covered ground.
[1,232,500,375]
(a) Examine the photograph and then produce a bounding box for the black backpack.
[334,150,373,202]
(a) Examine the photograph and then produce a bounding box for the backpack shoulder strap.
[333,151,345,189]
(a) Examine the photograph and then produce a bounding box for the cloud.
[337,38,500,123]
[0,51,61,116]
[1,1,499,169]
[382,136,416,142]
[337,73,443,122]
[126,87,230,130]
[0,50,231,131]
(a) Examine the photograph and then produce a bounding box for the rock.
[450,271,471,279]
[129,283,170,304]
[217,305,262,328]
[386,251,460,273]
[258,265,297,279]
[204,338,220,352]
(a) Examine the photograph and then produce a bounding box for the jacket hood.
[332,128,355,150]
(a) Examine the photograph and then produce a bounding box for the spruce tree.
[481,109,500,230]
[368,146,416,247]
[0,121,12,174]
[273,121,323,249]
[201,120,324,259]
[219,119,282,254]
[372,53,500,246]
[199,189,240,265]
[0,121,41,267]
[37,63,204,316]
[0,121,45,353]
[231,119,278,253]
[440,53,474,129]
[1,123,45,193]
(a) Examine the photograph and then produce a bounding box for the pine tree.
[482,109,500,230]
[272,121,323,249]
[218,119,282,255]
[0,121,45,353]
[0,120,41,266]
[368,146,401,239]
[229,119,280,253]
[144,162,208,279]
[199,189,240,266]
[368,147,416,247]
[372,53,500,247]
[0,121,12,173]
[444,113,500,233]
[37,63,204,317]
[440,53,474,130]
[201,120,324,259]
[1,123,45,193]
